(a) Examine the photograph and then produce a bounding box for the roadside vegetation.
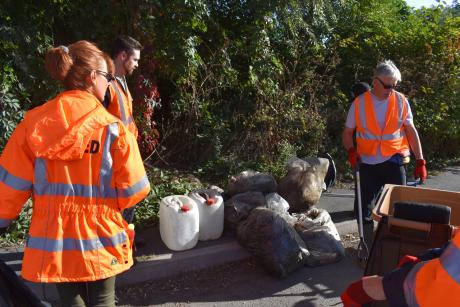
[1,0,459,244]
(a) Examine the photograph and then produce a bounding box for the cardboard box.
[373,184,460,226]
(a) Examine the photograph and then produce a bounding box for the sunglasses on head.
[95,70,115,82]
[375,77,397,90]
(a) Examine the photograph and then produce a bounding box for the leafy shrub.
[1,0,459,245]
[0,200,32,247]
[0,67,26,148]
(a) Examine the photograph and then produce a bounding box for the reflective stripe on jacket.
[403,232,460,306]
[354,91,410,157]
[0,90,150,282]
[107,79,138,138]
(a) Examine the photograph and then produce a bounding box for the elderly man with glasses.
[342,60,427,248]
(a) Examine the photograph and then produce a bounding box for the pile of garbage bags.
[224,157,345,278]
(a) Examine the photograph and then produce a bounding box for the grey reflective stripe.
[403,261,423,307]
[356,130,406,141]
[396,92,404,129]
[33,124,118,198]
[0,218,13,228]
[439,241,460,284]
[126,116,134,125]
[34,158,47,187]
[111,81,129,125]
[26,230,127,252]
[34,157,103,197]
[118,175,149,197]
[117,77,128,93]
[0,165,33,191]
[357,95,369,133]
[34,180,104,197]
[99,123,118,198]
[355,94,378,140]
[32,124,147,199]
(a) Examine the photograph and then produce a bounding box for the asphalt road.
[116,252,362,307]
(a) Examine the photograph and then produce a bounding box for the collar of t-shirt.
[115,76,128,94]
[370,93,389,131]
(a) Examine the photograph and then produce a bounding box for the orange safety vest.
[354,91,410,157]
[0,90,150,283]
[107,79,138,138]
[404,232,460,306]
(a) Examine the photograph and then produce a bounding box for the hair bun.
[45,46,73,82]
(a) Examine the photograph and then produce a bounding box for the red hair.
[45,40,114,90]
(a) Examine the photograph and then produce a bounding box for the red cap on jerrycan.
[181,204,191,212]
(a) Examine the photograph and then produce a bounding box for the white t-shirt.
[345,92,414,164]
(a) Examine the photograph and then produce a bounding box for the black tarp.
[0,258,47,307]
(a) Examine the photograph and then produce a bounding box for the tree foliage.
[0,0,459,173]
[1,0,459,241]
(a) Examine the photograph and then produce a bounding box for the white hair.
[374,60,401,82]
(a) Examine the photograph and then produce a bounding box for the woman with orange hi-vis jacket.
[0,41,150,307]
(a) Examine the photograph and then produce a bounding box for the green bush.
[0,200,32,247]
[0,0,459,245]
[0,67,26,148]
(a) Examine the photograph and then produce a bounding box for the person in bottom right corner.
[341,229,460,306]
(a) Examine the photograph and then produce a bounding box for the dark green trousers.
[55,276,116,307]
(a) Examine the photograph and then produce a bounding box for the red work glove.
[414,159,427,182]
[397,255,421,268]
[348,148,360,169]
[341,279,375,307]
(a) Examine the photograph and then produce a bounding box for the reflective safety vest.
[107,78,138,138]
[404,232,460,306]
[354,91,410,157]
[0,90,150,282]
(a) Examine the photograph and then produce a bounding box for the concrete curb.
[116,240,251,287]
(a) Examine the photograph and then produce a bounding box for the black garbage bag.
[236,207,309,278]
[224,191,266,231]
[0,258,47,307]
[294,208,345,267]
[265,193,290,214]
[226,170,277,197]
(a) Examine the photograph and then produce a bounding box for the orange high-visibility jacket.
[0,90,150,283]
[354,91,410,157]
[403,232,460,306]
[107,79,138,138]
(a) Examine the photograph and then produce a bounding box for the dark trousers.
[354,161,406,225]
[122,207,135,224]
[55,276,116,307]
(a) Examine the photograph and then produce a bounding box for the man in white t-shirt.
[342,60,427,247]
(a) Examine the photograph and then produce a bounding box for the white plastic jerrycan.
[159,195,199,251]
[189,189,224,241]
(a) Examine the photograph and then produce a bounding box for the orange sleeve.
[0,121,33,227]
[111,124,150,210]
